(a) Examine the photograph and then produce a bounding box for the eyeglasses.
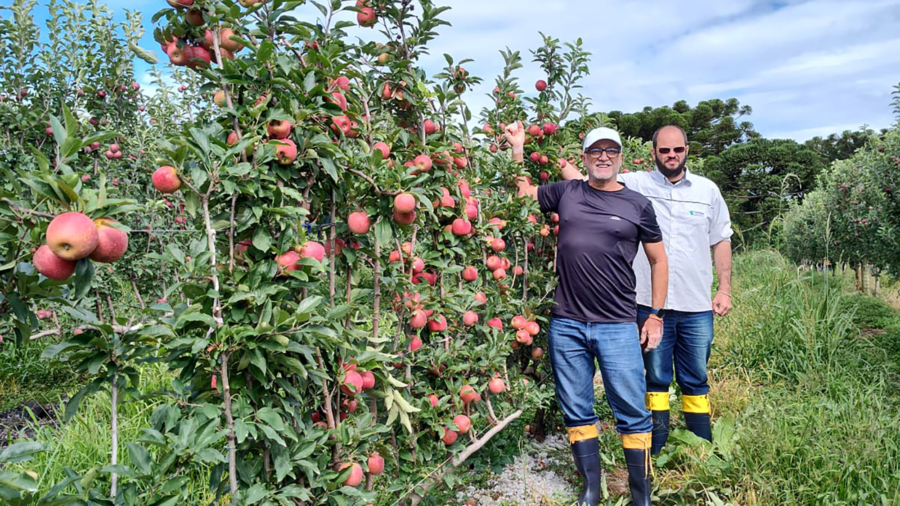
[585,147,621,159]
[657,146,686,154]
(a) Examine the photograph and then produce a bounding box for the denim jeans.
[548,317,652,434]
[637,305,714,396]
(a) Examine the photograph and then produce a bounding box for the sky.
[19,0,900,141]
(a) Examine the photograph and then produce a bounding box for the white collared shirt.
[618,169,733,312]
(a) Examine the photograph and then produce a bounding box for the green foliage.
[608,98,757,157]
[803,128,880,163]
[703,137,828,246]
[781,128,900,275]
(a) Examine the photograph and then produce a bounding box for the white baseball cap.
[582,127,622,152]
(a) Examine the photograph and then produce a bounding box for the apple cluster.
[32,212,129,281]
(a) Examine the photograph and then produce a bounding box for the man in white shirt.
[562,125,733,454]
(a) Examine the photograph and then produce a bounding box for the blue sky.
[20,0,900,141]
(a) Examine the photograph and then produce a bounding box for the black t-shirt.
[538,180,662,323]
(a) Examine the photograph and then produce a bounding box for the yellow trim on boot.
[682,394,710,414]
[620,432,651,450]
[645,391,670,411]
[567,424,599,444]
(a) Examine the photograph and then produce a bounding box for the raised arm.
[503,121,538,200]
[559,158,585,181]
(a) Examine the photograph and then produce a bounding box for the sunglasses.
[657,147,686,154]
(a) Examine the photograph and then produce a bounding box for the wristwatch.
[649,308,666,320]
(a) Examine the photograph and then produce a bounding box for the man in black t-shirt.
[506,121,668,506]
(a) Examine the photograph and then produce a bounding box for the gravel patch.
[453,434,576,506]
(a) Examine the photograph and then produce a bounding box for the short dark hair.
[652,125,688,148]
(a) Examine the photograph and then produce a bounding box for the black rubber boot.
[623,448,651,506]
[684,412,711,442]
[650,410,670,455]
[571,438,603,506]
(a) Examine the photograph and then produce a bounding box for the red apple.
[531,347,544,359]
[348,212,370,234]
[525,321,540,336]
[412,154,432,173]
[341,370,364,397]
[393,209,416,225]
[275,250,301,275]
[267,119,292,139]
[273,139,297,165]
[511,315,527,330]
[423,119,438,135]
[428,314,447,332]
[486,255,501,271]
[460,385,479,404]
[491,238,505,252]
[186,45,211,70]
[152,166,181,193]
[441,427,458,445]
[394,193,417,213]
[299,241,325,262]
[535,79,547,91]
[361,370,376,390]
[357,6,376,26]
[32,244,76,280]
[339,462,364,487]
[462,311,479,327]
[331,115,352,135]
[409,310,427,329]
[462,266,478,282]
[453,414,471,434]
[487,317,502,330]
[46,212,99,261]
[89,218,128,263]
[492,268,506,281]
[451,218,471,236]
[373,141,390,159]
[475,292,488,304]
[429,394,439,407]
[368,453,384,476]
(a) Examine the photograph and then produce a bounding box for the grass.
[648,251,900,505]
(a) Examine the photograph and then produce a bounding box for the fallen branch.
[403,409,524,506]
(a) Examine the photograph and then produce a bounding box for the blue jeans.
[548,317,652,434]
[637,305,714,396]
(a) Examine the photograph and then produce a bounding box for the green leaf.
[62,103,77,140]
[0,469,38,493]
[375,220,392,249]
[252,227,273,252]
[256,40,275,62]
[296,295,322,316]
[320,157,339,182]
[49,114,67,153]
[125,442,151,475]
[256,407,286,432]
[73,258,95,300]
[243,483,268,505]
[129,41,158,64]
[176,312,217,329]
[0,442,46,464]
[194,448,226,464]
[64,386,91,421]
